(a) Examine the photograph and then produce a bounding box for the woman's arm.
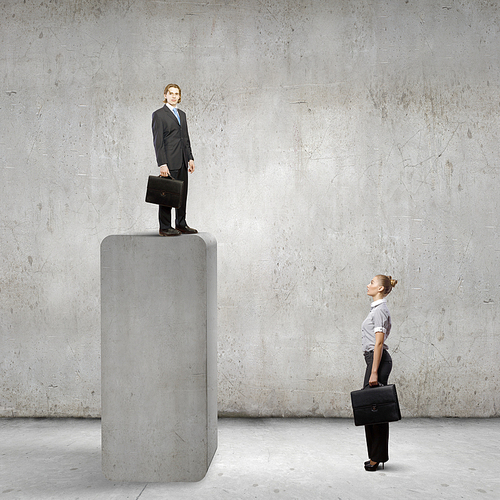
[369,331,385,386]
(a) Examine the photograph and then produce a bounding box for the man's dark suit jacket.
[152,105,194,171]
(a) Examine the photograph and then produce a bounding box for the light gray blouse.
[361,298,391,352]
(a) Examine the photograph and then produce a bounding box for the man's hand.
[160,164,170,177]
[188,160,195,173]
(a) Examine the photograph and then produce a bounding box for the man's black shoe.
[159,228,182,236]
[176,225,198,234]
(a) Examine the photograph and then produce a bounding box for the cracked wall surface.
[0,0,499,417]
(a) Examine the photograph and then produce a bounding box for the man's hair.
[163,84,181,103]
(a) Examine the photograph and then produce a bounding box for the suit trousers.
[158,165,188,230]
[363,349,393,463]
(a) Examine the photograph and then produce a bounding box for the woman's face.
[367,277,384,298]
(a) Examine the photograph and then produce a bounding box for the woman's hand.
[369,373,379,386]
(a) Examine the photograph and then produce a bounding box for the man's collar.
[371,298,387,308]
[165,103,177,111]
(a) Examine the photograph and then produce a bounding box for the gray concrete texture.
[101,233,217,481]
[0,1,499,417]
[1,418,499,499]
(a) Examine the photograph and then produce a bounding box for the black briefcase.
[145,175,184,208]
[350,384,401,426]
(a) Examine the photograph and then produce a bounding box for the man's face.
[165,88,180,107]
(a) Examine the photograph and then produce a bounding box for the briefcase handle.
[363,382,385,389]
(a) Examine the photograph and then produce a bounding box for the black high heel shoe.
[364,461,384,471]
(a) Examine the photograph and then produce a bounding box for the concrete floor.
[0,418,498,500]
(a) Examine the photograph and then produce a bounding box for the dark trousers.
[363,349,393,463]
[158,166,188,230]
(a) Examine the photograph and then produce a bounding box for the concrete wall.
[1,0,498,418]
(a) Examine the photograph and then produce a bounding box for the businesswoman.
[361,274,397,471]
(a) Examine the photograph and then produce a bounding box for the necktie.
[172,107,180,124]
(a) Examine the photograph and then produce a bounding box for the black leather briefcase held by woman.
[350,384,402,426]
[145,175,184,208]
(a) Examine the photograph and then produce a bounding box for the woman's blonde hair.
[376,275,398,295]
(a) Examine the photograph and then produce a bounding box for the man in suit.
[152,84,198,236]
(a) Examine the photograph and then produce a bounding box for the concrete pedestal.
[100,233,217,482]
